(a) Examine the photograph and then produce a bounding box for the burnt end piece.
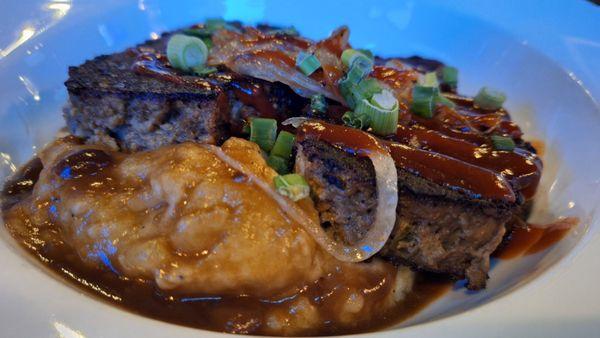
[296,139,513,289]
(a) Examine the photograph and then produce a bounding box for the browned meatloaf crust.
[296,138,513,290]
[64,33,306,151]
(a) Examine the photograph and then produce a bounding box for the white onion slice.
[204,141,398,263]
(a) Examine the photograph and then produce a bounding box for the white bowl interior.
[0,0,598,335]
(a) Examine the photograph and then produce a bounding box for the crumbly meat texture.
[295,139,378,245]
[296,139,513,290]
[64,33,306,151]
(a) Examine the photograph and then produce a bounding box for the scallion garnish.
[270,131,295,160]
[342,111,370,130]
[166,34,209,71]
[357,77,383,98]
[296,52,321,76]
[411,85,439,118]
[339,77,383,109]
[201,36,213,50]
[436,94,456,109]
[274,174,310,201]
[249,118,277,152]
[356,89,399,136]
[420,71,439,88]
[341,49,373,69]
[267,155,290,174]
[491,135,516,151]
[346,61,373,84]
[310,94,327,113]
[474,87,506,110]
[339,77,359,109]
[441,66,458,89]
[356,49,374,60]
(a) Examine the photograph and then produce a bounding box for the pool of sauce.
[493,218,579,259]
[1,153,451,336]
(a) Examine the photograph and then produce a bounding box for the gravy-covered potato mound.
[4,136,414,335]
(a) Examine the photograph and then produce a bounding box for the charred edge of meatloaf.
[296,138,516,290]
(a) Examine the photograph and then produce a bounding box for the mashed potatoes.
[5,136,414,334]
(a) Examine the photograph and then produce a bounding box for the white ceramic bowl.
[1,1,599,337]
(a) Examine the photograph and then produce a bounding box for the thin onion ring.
[203,138,398,262]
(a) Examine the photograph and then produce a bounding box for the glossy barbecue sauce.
[297,121,516,202]
[1,150,452,336]
[369,64,542,200]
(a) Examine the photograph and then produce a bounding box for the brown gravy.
[1,153,451,336]
[15,240,450,335]
[493,218,579,259]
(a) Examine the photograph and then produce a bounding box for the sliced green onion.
[201,36,213,50]
[267,155,290,174]
[441,66,458,89]
[249,118,277,152]
[370,89,398,111]
[192,65,217,76]
[341,49,373,69]
[274,174,310,201]
[491,135,516,151]
[339,77,382,109]
[296,52,321,76]
[345,61,372,83]
[339,77,360,109]
[411,85,439,118]
[167,34,208,71]
[436,94,456,108]
[270,131,295,160]
[420,71,439,88]
[356,49,374,60]
[357,77,383,98]
[356,90,399,136]
[474,87,506,110]
[342,111,370,130]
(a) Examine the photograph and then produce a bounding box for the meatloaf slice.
[64,33,307,151]
[296,138,513,289]
[64,35,231,151]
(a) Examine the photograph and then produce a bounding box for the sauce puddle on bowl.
[1,153,453,336]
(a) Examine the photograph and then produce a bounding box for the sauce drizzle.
[297,121,515,202]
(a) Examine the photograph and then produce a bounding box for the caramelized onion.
[209,26,345,102]
[204,142,398,262]
[225,51,339,100]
